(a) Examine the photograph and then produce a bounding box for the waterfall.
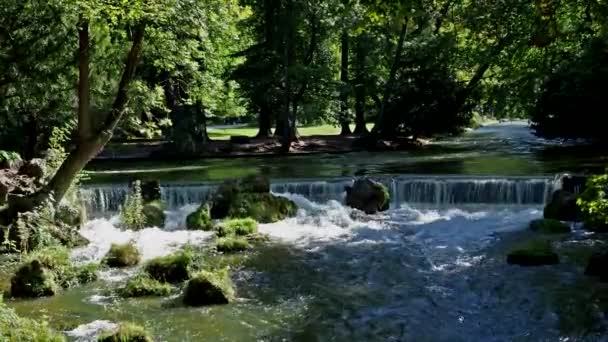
[81,175,560,216]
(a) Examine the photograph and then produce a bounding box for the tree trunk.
[30,23,146,207]
[279,0,295,152]
[339,30,351,136]
[196,100,210,143]
[257,104,273,138]
[77,18,91,140]
[353,36,368,135]
[372,19,408,135]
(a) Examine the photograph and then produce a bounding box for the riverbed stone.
[507,239,559,266]
[183,269,235,306]
[544,190,581,222]
[529,219,571,234]
[144,250,193,283]
[585,252,608,282]
[10,260,58,298]
[103,243,141,268]
[142,200,165,228]
[345,178,390,214]
[98,323,153,342]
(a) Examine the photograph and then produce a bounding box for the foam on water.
[66,320,117,342]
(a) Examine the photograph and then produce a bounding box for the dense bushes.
[577,173,608,232]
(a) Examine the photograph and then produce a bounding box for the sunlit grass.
[207,124,374,140]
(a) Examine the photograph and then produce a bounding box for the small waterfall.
[82,175,560,216]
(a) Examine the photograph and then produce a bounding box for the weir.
[81,175,562,216]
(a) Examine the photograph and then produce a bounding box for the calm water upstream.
[7,122,608,341]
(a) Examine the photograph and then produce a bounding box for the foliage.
[142,200,165,228]
[577,173,608,231]
[216,237,250,253]
[98,323,153,342]
[215,218,258,237]
[144,249,194,283]
[0,295,65,342]
[119,275,172,298]
[214,192,298,223]
[120,181,146,231]
[0,151,21,164]
[103,243,141,268]
[186,204,213,231]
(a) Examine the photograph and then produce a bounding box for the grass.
[207,124,374,140]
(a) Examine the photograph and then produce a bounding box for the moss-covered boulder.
[10,260,58,298]
[239,174,270,193]
[345,178,390,214]
[544,190,581,222]
[216,237,250,253]
[186,205,213,231]
[209,181,240,219]
[507,239,559,266]
[103,243,141,268]
[585,252,608,282]
[215,218,258,237]
[183,269,235,306]
[98,323,153,342]
[144,250,193,283]
[142,200,165,228]
[55,203,83,227]
[119,275,172,298]
[529,219,571,234]
[224,193,297,223]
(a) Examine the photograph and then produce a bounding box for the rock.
[119,275,172,298]
[0,179,8,205]
[18,158,46,180]
[507,239,559,266]
[186,204,213,230]
[239,174,270,193]
[529,219,571,234]
[230,135,251,144]
[544,190,581,222]
[209,181,240,219]
[98,323,153,342]
[144,250,193,283]
[55,203,82,227]
[215,192,297,223]
[584,252,608,282]
[561,174,588,194]
[103,243,141,268]
[142,200,165,228]
[215,218,258,237]
[345,179,390,214]
[141,180,162,202]
[10,260,58,298]
[183,269,235,306]
[216,237,250,252]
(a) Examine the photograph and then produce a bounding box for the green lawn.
[208,124,374,140]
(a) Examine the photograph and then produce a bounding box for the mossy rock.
[103,243,141,268]
[507,239,559,266]
[183,269,235,306]
[544,190,581,222]
[10,260,58,298]
[216,237,250,253]
[142,201,165,228]
[239,174,270,193]
[209,181,240,219]
[186,205,213,231]
[345,179,390,214]
[144,250,193,283]
[98,323,153,342]
[529,219,571,234]
[216,193,297,223]
[55,203,82,227]
[119,275,172,298]
[215,218,258,237]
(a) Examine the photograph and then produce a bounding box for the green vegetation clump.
[215,218,258,237]
[186,205,213,231]
[142,200,166,228]
[98,323,153,342]
[577,173,608,232]
[10,246,98,298]
[0,296,65,341]
[144,250,194,283]
[183,269,235,306]
[103,243,141,268]
[216,237,250,253]
[120,181,146,230]
[225,193,297,223]
[119,275,172,298]
[507,239,559,266]
[529,219,571,234]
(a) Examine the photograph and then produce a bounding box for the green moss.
[186,205,214,231]
[380,184,390,211]
[216,237,250,253]
[98,322,153,342]
[0,296,65,341]
[142,200,165,228]
[183,268,235,306]
[103,243,141,268]
[119,275,172,298]
[226,193,297,223]
[507,239,559,266]
[10,260,58,298]
[215,218,258,237]
[529,219,571,234]
[144,250,193,283]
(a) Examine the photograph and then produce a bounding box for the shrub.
[98,322,153,342]
[119,275,172,298]
[215,218,258,237]
[144,250,193,283]
[186,205,213,231]
[103,243,141,268]
[120,181,146,230]
[577,173,608,231]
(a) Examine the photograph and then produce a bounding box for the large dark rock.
[544,190,581,222]
[18,159,46,180]
[142,200,165,228]
[212,192,297,223]
[239,174,270,193]
[507,239,559,266]
[209,181,240,219]
[10,260,58,298]
[585,252,608,282]
[345,179,390,214]
[183,269,235,306]
[141,180,162,202]
[561,174,588,194]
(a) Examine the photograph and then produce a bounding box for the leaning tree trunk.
[339,30,352,136]
[25,22,146,210]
